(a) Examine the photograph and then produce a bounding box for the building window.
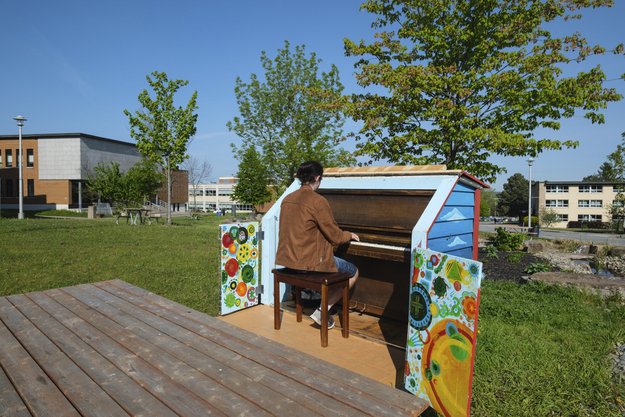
[590,200,602,207]
[579,185,602,193]
[26,149,34,167]
[578,200,589,208]
[614,186,625,193]
[6,179,13,196]
[6,149,12,167]
[218,189,233,196]
[27,179,34,197]
[556,214,568,222]
[546,199,568,208]
[578,214,602,222]
[0,149,2,167]
[546,185,569,193]
[205,189,216,196]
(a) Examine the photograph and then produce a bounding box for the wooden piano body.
[261,165,487,337]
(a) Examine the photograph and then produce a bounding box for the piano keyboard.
[349,241,408,252]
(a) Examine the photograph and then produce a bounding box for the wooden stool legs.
[273,269,350,348]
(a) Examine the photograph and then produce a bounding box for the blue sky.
[1,0,623,190]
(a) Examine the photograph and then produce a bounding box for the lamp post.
[13,115,27,219]
[527,156,535,230]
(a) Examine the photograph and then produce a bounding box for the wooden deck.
[0,280,428,417]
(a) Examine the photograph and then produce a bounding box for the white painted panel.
[81,137,141,178]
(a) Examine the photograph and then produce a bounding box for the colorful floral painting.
[405,248,482,417]
[220,222,260,315]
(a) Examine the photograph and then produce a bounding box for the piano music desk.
[273,268,351,347]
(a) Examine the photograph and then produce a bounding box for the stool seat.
[273,268,351,347]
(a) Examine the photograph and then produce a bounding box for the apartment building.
[0,133,140,211]
[188,177,254,213]
[534,180,624,227]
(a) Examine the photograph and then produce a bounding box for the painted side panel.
[220,222,260,315]
[405,248,482,417]
[429,181,477,260]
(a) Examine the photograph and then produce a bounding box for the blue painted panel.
[436,206,474,222]
[443,246,474,259]
[453,182,476,193]
[429,219,474,239]
[428,233,473,253]
[444,191,475,206]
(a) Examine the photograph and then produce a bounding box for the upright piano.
[261,165,487,342]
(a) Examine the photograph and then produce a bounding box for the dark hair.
[296,161,323,184]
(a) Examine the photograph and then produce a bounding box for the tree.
[228,41,355,192]
[232,146,273,213]
[583,131,625,181]
[497,173,528,217]
[539,207,559,228]
[123,159,164,205]
[480,189,498,217]
[344,0,624,182]
[86,162,124,205]
[86,160,163,208]
[124,71,199,224]
[183,156,212,212]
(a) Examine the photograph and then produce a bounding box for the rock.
[589,245,598,255]
[525,241,545,253]
[609,246,625,257]
[531,272,625,299]
[605,256,625,277]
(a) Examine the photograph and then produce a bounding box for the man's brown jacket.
[276,186,351,272]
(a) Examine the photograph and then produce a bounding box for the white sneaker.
[309,308,335,329]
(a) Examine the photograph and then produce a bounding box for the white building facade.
[188,177,254,213]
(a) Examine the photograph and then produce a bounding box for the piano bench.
[272,268,351,347]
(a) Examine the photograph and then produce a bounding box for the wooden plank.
[62,284,323,417]
[0,364,32,417]
[43,288,272,417]
[25,291,228,417]
[0,299,81,417]
[8,293,178,417]
[103,280,428,417]
[79,284,363,417]
[0,297,129,417]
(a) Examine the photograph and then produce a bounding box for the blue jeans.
[334,256,357,276]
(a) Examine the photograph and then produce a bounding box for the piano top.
[318,188,434,248]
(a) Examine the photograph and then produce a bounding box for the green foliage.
[228,41,354,192]
[483,245,499,259]
[497,173,529,217]
[480,189,498,217]
[86,160,163,207]
[539,208,559,228]
[86,162,125,204]
[584,131,625,182]
[506,251,523,264]
[488,227,526,251]
[232,146,273,209]
[343,0,623,182]
[522,215,540,227]
[524,262,551,274]
[124,71,198,224]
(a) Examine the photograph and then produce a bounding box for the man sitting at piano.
[276,160,360,329]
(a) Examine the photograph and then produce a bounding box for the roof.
[0,132,136,148]
[323,165,489,188]
[542,180,625,186]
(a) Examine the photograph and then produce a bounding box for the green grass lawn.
[1,217,623,416]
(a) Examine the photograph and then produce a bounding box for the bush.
[566,221,610,229]
[488,227,526,251]
[521,215,540,226]
[524,262,551,274]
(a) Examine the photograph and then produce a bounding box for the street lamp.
[527,156,535,230]
[14,115,27,219]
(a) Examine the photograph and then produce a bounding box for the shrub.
[483,245,499,259]
[524,262,551,274]
[507,252,523,264]
[488,227,526,251]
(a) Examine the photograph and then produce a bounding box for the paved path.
[480,222,625,246]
